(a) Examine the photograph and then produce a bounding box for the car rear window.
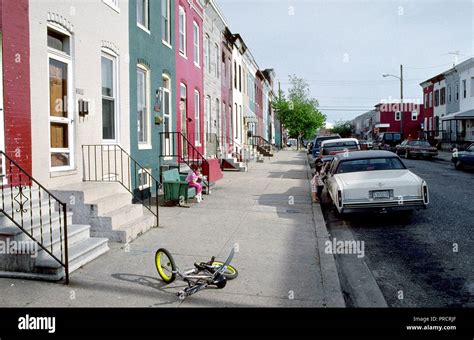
[336,157,406,173]
[322,142,359,155]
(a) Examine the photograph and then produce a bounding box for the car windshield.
[466,145,474,152]
[322,142,359,155]
[336,157,406,173]
[409,141,431,147]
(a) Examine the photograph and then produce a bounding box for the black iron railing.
[159,132,210,189]
[217,136,247,163]
[250,135,274,153]
[0,151,69,284]
[81,145,159,227]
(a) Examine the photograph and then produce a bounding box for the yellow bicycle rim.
[212,261,236,274]
[156,252,171,281]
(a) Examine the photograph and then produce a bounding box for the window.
[448,85,452,103]
[429,92,433,107]
[137,65,150,147]
[162,75,173,156]
[471,78,474,97]
[440,87,446,105]
[193,22,199,66]
[161,0,171,45]
[395,111,401,121]
[204,34,210,73]
[137,0,149,30]
[455,82,459,101]
[462,79,467,98]
[194,90,201,144]
[434,89,439,106]
[102,53,117,141]
[48,27,73,170]
[179,6,186,56]
[234,61,237,88]
[215,44,220,78]
[215,98,220,133]
[424,93,427,107]
[411,110,418,121]
[138,168,151,190]
[239,65,242,92]
[205,96,211,142]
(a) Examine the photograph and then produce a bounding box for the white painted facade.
[433,78,446,136]
[232,39,244,148]
[29,1,130,187]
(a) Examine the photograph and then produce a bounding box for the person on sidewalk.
[311,160,325,203]
[186,164,203,203]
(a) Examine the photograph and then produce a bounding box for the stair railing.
[159,132,211,190]
[81,145,159,227]
[0,151,69,284]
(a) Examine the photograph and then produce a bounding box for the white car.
[324,150,429,214]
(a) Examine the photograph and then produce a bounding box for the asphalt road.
[319,157,474,307]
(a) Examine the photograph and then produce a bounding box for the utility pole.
[400,64,404,137]
[278,81,283,149]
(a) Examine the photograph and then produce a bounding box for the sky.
[216,0,474,125]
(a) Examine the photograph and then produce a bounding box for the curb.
[305,158,345,308]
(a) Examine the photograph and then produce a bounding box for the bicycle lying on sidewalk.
[155,247,238,299]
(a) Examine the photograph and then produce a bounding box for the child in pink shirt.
[186,164,203,202]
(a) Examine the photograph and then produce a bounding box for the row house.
[0,0,274,281]
[420,58,474,146]
[352,102,424,140]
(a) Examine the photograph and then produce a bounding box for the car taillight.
[422,183,429,205]
[337,190,343,208]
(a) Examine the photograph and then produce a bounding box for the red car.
[395,140,438,159]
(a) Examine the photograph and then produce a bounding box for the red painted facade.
[255,72,264,137]
[421,84,434,135]
[175,0,204,154]
[375,102,424,139]
[0,0,32,174]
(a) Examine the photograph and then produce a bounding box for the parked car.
[286,138,297,147]
[324,150,429,214]
[452,143,474,170]
[395,140,438,159]
[373,132,402,152]
[319,138,360,163]
[312,134,341,158]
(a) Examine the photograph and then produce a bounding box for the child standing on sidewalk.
[311,160,325,203]
[186,164,203,203]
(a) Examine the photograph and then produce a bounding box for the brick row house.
[420,58,474,147]
[0,0,277,281]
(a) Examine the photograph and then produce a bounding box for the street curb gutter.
[305,157,345,307]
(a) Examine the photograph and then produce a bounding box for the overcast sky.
[216,0,473,125]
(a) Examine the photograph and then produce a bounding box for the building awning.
[375,123,390,128]
[442,109,474,121]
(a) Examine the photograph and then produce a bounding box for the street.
[320,157,474,307]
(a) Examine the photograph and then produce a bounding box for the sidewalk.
[0,150,344,307]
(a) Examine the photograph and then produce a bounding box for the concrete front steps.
[222,154,248,172]
[52,182,157,244]
[0,187,109,281]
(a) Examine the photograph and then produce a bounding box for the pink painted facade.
[255,72,264,137]
[175,0,204,154]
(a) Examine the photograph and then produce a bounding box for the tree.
[273,75,326,149]
[330,120,353,138]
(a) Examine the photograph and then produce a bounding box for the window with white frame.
[137,65,150,147]
[462,79,467,98]
[429,92,433,107]
[48,26,74,170]
[179,6,186,56]
[471,78,474,97]
[161,0,171,45]
[448,84,452,102]
[424,93,427,107]
[102,53,118,142]
[193,22,200,67]
[194,90,201,144]
[215,44,220,78]
[204,96,211,142]
[411,110,418,121]
[138,168,151,190]
[162,75,173,156]
[204,34,210,73]
[137,0,149,30]
[395,111,401,121]
[455,82,459,101]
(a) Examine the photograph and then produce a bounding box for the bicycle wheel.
[211,261,238,280]
[155,248,176,284]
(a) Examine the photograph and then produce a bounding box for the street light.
[382,65,404,137]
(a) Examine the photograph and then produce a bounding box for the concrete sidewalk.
[0,150,344,307]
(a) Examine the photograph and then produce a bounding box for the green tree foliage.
[273,75,326,144]
[330,120,353,138]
